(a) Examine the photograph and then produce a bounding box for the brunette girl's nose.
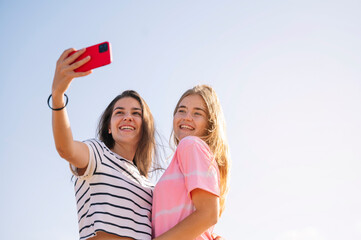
[123,113,133,121]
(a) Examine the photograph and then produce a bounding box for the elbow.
[56,145,73,161]
[209,210,219,226]
[57,149,70,160]
[209,199,220,226]
[202,207,219,227]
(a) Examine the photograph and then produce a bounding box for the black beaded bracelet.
[47,93,68,111]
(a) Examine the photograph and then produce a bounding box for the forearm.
[154,208,218,240]
[50,48,91,168]
[51,92,76,160]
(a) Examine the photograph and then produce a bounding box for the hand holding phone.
[70,41,112,72]
[52,42,112,98]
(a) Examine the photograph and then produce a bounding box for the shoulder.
[83,138,101,144]
[176,136,218,175]
[176,136,213,161]
[82,138,106,152]
[178,136,210,151]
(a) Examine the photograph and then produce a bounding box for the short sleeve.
[69,140,97,179]
[176,136,220,197]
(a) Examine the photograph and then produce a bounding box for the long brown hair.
[97,90,155,177]
[173,85,231,216]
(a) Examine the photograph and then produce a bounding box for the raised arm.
[51,48,92,169]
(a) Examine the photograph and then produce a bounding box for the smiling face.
[173,94,209,141]
[109,97,143,149]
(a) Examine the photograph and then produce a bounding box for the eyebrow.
[113,107,142,112]
[178,105,207,113]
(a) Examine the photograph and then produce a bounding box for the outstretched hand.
[52,48,92,95]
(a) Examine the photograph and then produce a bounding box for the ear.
[108,128,111,134]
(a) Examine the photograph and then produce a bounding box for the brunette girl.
[50,48,156,240]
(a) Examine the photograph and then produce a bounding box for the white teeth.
[180,125,194,130]
[120,126,134,130]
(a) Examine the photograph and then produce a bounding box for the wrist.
[51,88,65,98]
[51,92,65,105]
[48,93,68,111]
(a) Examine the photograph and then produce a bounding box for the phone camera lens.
[99,43,108,53]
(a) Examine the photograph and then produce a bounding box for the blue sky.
[1,1,361,239]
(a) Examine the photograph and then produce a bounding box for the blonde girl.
[152,85,230,240]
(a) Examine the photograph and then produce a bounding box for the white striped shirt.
[70,139,153,240]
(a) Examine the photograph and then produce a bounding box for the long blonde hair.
[173,85,231,216]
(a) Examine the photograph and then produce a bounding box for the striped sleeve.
[69,139,99,179]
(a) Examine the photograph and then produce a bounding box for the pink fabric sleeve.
[177,136,220,197]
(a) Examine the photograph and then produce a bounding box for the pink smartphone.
[70,41,112,72]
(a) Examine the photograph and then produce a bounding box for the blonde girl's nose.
[183,111,192,121]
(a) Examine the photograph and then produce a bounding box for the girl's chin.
[115,136,140,144]
[176,133,192,141]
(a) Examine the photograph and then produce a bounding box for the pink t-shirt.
[152,136,220,239]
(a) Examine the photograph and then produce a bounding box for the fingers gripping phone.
[70,42,112,72]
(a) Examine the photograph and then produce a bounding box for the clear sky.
[1,1,361,239]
